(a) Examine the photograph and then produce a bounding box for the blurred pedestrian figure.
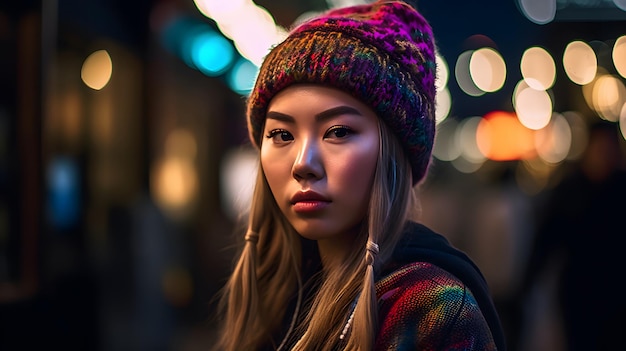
[521,120,626,351]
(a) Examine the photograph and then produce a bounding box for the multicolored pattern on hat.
[247,1,437,184]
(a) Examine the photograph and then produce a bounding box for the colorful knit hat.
[246,0,437,184]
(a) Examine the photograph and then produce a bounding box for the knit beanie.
[246,0,437,184]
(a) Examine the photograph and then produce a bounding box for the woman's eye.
[324,126,353,139]
[266,129,294,144]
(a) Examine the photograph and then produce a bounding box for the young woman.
[215,1,506,350]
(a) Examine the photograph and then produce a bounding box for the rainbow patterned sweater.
[372,222,505,350]
[374,262,497,350]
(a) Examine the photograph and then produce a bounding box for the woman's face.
[261,85,380,244]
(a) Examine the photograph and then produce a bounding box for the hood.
[381,221,507,351]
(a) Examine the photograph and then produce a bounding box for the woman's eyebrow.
[266,111,294,122]
[266,105,363,123]
[315,106,363,121]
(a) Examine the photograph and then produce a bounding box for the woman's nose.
[292,139,324,181]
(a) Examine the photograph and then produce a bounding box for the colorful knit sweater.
[374,221,504,350]
[375,262,497,350]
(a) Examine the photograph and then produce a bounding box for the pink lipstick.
[290,191,330,213]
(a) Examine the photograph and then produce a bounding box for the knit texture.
[375,262,498,350]
[246,0,437,184]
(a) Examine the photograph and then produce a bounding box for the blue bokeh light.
[227,58,259,95]
[191,32,235,76]
[46,157,81,229]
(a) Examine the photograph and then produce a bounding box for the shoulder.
[376,262,476,315]
[375,262,498,350]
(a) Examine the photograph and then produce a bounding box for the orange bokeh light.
[477,111,537,161]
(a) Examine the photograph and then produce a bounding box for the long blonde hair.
[216,120,420,351]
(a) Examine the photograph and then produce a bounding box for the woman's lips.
[291,191,331,213]
[292,200,330,213]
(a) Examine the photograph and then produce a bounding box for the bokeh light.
[455,50,485,96]
[227,58,259,95]
[432,118,461,161]
[517,0,556,24]
[452,116,486,173]
[470,47,507,92]
[191,31,235,76]
[435,53,449,92]
[521,46,556,90]
[451,155,484,174]
[196,0,287,66]
[534,112,572,164]
[151,157,198,219]
[563,40,597,85]
[477,111,536,161]
[151,129,199,220]
[513,79,553,130]
[81,49,113,90]
[193,0,247,19]
[457,116,487,164]
[433,53,451,124]
[47,157,81,229]
[229,5,287,66]
[614,35,626,79]
[435,87,452,123]
[220,148,258,220]
[592,74,626,122]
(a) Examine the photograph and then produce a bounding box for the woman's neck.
[316,228,360,269]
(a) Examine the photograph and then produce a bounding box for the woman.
[216,1,505,350]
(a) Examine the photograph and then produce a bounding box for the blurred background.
[0,0,625,350]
